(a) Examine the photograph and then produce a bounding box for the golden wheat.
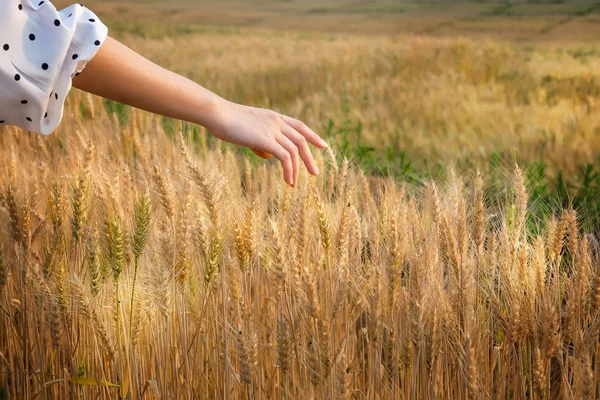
[1,20,600,400]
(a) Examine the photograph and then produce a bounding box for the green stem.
[129,257,140,340]
[115,280,123,383]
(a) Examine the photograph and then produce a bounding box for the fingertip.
[309,137,328,149]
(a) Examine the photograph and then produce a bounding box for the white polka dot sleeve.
[0,1,108,135]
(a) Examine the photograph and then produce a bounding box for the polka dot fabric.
[0,1,108,135]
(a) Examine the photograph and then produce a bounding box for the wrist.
[194,93,229,133]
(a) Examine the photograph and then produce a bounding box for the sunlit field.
[2,1,600,399]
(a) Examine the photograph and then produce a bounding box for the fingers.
[261,140,294,186]
[279,115,328,149]
[250,111,324,187]
[281,125,319,176]
[276,134,300,187]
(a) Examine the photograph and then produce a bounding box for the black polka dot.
[21,100,28,104]
[38,1,44,5]
[29,34,35,41]
[55,93,58,100]
[14,74,20,81]
[49,92,52,98]
[0,121,5,124]
[3,44,8,51]
[68,13,72,17]
[89,18,95,22]
[26,117,32,122]
[18,4,22,10]
[94,40,101,46]
[44,112,48,118]
[72,54,78,60]
[41,63,48,70]
[54,19,60,27]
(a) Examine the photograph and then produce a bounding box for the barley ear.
[312,184,331,252]
[86,231,101,296]
[132,191,151,260]
[152,165,175,221]
[472,172,485,250]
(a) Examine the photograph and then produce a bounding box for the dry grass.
[0,92,599,398]
[71,27,600,177]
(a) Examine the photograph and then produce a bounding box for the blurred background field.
[63,0,600,40]
[56,0,600,227]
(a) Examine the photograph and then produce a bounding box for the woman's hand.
[72,36,328,187]
[206,99,328,187]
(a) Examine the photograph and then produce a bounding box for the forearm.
[72,36,222,130]
[72,33,327,187]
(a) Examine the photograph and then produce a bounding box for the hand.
[71,36,327,187]
[206,99,328,187]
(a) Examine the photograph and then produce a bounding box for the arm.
[72,36,328,187]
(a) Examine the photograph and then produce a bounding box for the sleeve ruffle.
[0,1,108,135]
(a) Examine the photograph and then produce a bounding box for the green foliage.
[484,3,513,17]
[77,359,87,378]
[79,101,92,121]
[556,158,600,231]
[103,100,129,126]
[484,152,600,234]
[323,95,413,179]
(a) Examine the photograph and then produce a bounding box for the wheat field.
[104,28,600,177]
[2,1,600,399]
